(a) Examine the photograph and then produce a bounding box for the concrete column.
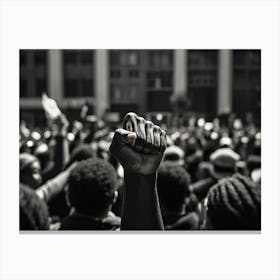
[174,50,187,97]
[48,50,63,105]
[95,50,109,118]
[217,49,233,115]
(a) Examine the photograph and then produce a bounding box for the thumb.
[109,128,137,155]
[114,128,137,145]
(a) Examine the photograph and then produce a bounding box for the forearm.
[121,171,164,230]
[54,132,69,168]
[36,170,69,202]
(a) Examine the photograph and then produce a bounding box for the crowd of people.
[19,95,261,230]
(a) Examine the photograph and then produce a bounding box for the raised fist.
[109,112,167,175]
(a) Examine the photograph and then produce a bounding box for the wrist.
[124,170,157,190]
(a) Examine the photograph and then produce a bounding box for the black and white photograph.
[19,49,261,231]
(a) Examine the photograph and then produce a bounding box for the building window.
[63,50,94,97]
[109,50,174,113]
[187,50,218,116]
[146,50,174,112]
[232,50,261,121]
[109,50,142,110]
[20,50,48,98]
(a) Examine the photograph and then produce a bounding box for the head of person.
[67,158,118,217]
[205,174,261,230]
[20,184,49,230]
[219,136,233,149]
[157,162,191,215]
[163,145,185,166]
[208,148,240,180]
[65,144,96,169]
[184,137,198,155]
[20,153,42,189]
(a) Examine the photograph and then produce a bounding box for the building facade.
[20,49,261,127]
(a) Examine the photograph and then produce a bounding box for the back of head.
[206,174,261,230]
[185,137,198,155]
[163,145,185,166]
[20,153,39,172]
[209,148,240,180]
[67,144,96,168]
[20,153,42,189]
[68,158,118,216]
[20,184,49,230]
[158,162,191,212]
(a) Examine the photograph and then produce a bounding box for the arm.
[41,94,70,179]
[53,115,70,168]
[121,172,163,230]
[36,163,76,202]
[42,114,70,181]
[109,112,167,230]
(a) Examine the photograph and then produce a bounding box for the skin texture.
[109,112,167,230]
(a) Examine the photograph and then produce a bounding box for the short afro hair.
[206,174,261,230]
[66,144,96,168]
[68,158,118,215]
[157,162,191,212]
[20,184,49,230]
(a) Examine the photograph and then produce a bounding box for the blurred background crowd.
[19,49,261,231]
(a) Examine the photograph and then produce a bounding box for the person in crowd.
[20,153,42,189]
[163,145,185,166]
[65,143,96,169]
[202,173,261,230]
[184,136,203,182]
[60,158,120,230]
[20,184,49,230]
[191,145,241,201]
[157,162,200,230]
[109,112,167,230]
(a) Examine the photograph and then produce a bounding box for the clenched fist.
[109,112,167,175]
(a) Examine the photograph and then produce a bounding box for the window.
[187,50,218,116]
[232,50,261,121]
[109,50,174,113]
[109,50,142,110]
[148,50,173,68]
[146,50,174,111]
[63,50,94,97]
[20,50,48,97]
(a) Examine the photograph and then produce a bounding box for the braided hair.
[206,174,261,230]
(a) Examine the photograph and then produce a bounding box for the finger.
[109,129,140,171]
[134,117,146,152]
[143,121,154,154]
[137,117,146,139]
[109,128,137,153]
[127,133,137,146]
[160,129,167,152]
[153,125,161,150]
[123,112,139,135]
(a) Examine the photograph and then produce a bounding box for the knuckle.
[146,121,154,128]
[154,125,161,132]
[124,112,137,120]
[137,116,145,123]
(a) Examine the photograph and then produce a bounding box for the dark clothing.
[60,212,121,230]
[190,177,216,201]
[163,212,200,230]
[42,135,68,182]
